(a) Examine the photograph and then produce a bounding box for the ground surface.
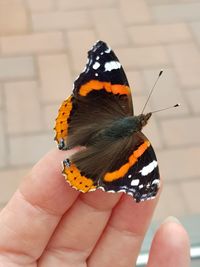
[0,0,200,222]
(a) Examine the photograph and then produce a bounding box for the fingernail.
[162,216,181,225]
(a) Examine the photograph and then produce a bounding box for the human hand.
[0,148,190,267]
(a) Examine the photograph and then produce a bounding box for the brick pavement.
[0,0,200,222]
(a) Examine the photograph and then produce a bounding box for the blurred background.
[0,0,200,265]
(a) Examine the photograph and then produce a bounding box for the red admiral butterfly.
[54,40,160,202]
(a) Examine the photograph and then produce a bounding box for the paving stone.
[125,71,145,95]
[38,54,72,102]
[128,23,191,45]
[5,81,42,134]
[143,68,189,118]
[32,11,90,31]
[167,43,200,88]
[115,46,169,69]
[180,180,200,214]
[1,32,64,55]
[0,84,3,108]
[0,111,6,168]
[9,133,54,166]
[43,103,60,131]
[0,57,35,80]
[0,0,28,35]
[146,0,175,4]
[185,89,200,113]
[58,0,116,10]
[91,8,129,47]
[160,117,200,147]
[67,30,97,73]
[26,0,55,11]
[157,146,200,181]
[119,0,151,24]
[0,168,29,204]
[153,183,188,221]
[190,22,200,44]
[152,3,200,22]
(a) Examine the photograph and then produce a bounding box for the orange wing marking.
[54,95,73,145]
[104,141,150,182]
[79,80,130,96]
[63,163,97,193]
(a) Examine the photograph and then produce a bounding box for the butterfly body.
[88,113,152,144]
[54,41,160,202]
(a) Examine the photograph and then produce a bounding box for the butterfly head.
[137,112,152,129]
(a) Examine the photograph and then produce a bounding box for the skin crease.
[0,148,190,267]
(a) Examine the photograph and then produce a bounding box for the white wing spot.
[104,61,121,72]
[139,160,158,176]
[131,179,140,186]
[128,174,132,178]
[105,47,111,53]
[93,62,100,70]
[95,73,98,76]
[96,56,100,60]
[152,179,160,185]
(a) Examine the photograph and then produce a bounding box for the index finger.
[0,148,80,263]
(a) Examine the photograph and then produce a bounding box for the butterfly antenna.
[151,103,180,114]
[141,69,163,114]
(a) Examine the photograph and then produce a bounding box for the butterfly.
[54,40,160,202]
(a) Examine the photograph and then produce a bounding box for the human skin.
[0,148,190,267]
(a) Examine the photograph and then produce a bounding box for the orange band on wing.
[79,80,130,96]
[54,95,73,144]
[63,163,96,193]
[104,141,150,182]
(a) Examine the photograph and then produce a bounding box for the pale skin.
[0,148,190,267]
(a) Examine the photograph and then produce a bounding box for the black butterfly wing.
[55,40,133,150]
[63,131,160,200]
[99,134,160,202]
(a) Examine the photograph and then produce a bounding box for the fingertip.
[148,217,190,267]
[160,217,190,252]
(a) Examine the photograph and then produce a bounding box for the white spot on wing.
[139,160,158,176]
[105,47,111,53]
[152,179,160,185]
[104,61,121,72]
[93,62,100,70]
[96,56,100,60]
[131,179,140,186]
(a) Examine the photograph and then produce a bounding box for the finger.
[0,148,80,264]
[39,190,122,266]
[87,191,160,267]
[147,218,190,267]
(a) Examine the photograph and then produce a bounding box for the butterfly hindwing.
[100,135,160,202]
[63,131,160,202]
